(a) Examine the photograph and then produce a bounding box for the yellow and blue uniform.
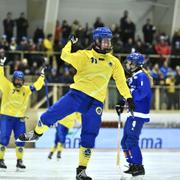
[35,40,131,168]
[0,66,44,160]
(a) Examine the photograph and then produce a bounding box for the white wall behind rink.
[102,111,180,124]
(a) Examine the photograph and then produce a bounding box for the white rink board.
[35,128,180,149]
[0,149,180,180]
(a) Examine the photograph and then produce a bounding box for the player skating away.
[0,57,45,170]
[18,27,135,180]
[48,112,81,160]
[117,53,152,177]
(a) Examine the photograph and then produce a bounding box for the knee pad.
[80,134,97,148]
[0,145,6,152]
[125,135,139,149]
[17,147,24,153]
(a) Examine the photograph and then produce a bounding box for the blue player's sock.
[129,146,142,165]
[123,149,132,164]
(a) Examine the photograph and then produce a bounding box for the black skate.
[124,163,133,174]
[16,159,26,171]
[76,166,92,180]
[131,164,145,177]
[48,152,53,159]
[57,151,61,159]
[0,159,7,169]
[17,131,42,142]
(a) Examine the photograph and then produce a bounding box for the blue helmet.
[12,71,24,88]
[13,71,24,80]
[126,52,144,66]
[93,27,112,41]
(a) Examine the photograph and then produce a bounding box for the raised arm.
[60,36,85,70]
[28,67,45,93]
[0,57,11,91]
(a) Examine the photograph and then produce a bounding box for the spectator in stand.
[3,12,14,43]
[122,18,136,44]
[33,27,45,44]
[165,72,176,109]
[30,62,39,75]
[120,10,136,44]
[9,37,17,51]
[48,68,60,83]
[93,17,104,29]
[172,29,180,56]
[54,20,62,43]
[61,20,71,45]
[59,67,73,84]
[28,38,36,51]
[134,39,146,54]
[59,67,74,94]
[16,37,29,51]
[142,18,156,45]
[0,35,9,50]
[16,12,29,43]
[43,34,53,53]
[36,38,44,51]
[0,48,5,60]
[120,10,129,35]
[123,37,135,53]
[154,35,171,56]
[111,24,122,53]
[160,60,171,79]
[18,58,31,75]
[150,63,161,109]
[172,29,180,47]
[151,63,161,85]
[71,20,80,35]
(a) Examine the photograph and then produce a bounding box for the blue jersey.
[127,70,152,121]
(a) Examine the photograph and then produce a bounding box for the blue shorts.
[41,89,103,148]
[0,115,26,146]
[55,124,69,144]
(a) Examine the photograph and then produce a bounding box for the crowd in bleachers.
[0,11,180,85]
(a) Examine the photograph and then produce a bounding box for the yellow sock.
[57,143,63,152]
[50,145,57,153]
[79,146,92,167]
[34,120,49,135]
[16,146,24,160]
[0,144,6,160]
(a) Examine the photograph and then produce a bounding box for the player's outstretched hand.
[0,57,6,66]
[69,35,78,44]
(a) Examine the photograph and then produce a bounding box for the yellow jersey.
[0,66,44,117]
[61,41,132,102]
[58,112,81,129]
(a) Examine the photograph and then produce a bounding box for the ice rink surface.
[0,149,180,180]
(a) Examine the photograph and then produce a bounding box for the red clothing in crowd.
[154,42,171,55]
